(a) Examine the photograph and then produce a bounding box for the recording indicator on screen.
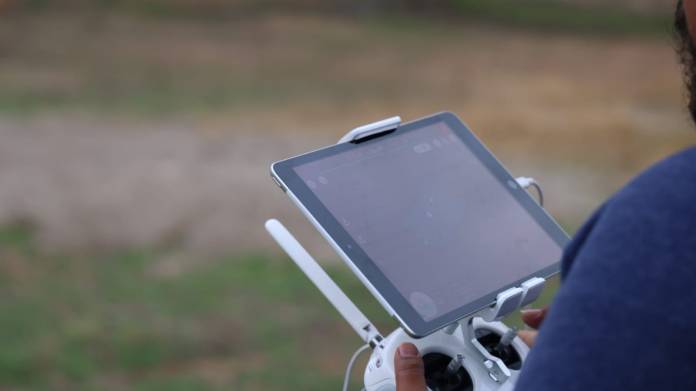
[413,143,432,154]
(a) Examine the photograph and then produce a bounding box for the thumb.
[517,330,538,348]
[520,306,548,330]
[394,343,427,391]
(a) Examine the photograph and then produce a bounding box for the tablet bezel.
[271,112,569,337]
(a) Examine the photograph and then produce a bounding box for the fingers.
[519,306,548,347]
[517,330,538,347]
[520,306,548,329]
[394,343,427,391]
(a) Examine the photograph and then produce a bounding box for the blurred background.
[0,0,691,389]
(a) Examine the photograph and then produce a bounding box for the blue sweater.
[515,147,696,390]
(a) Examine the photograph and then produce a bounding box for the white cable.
[530,182,544,206]
[515,176,544,206]
[342,344,371,391]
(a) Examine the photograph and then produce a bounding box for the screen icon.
[413,143,432,154]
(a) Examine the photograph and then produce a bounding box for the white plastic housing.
[364,318,529,391]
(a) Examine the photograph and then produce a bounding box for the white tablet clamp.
[266,116,548,391]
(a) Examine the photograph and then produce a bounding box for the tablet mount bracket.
[266,115,550,391]
[338,116,401,144]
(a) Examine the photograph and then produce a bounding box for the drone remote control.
[364,317,529,391]
[265,116,550,391]
[266,218,537,391]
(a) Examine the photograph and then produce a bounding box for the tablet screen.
[292,119,564,322]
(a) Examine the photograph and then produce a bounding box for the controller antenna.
[265,219,384,347]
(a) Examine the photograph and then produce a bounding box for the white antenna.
[265,219,382,345]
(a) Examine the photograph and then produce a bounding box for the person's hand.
[394,343,426,391]
[517,306,548,347]
[394,308,550,390]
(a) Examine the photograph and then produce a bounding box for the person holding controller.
[395,1,696,390]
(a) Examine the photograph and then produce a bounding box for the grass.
[16,1,674,37]
[0,2,676,118]
[453,0,672,36]
[0,223,388,390]
[0,222,559,390]
[121,0,673,38]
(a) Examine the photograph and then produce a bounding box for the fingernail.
[520,308,542,316]
[398,344,419,358]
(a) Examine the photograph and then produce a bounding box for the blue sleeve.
[515,148,696,390]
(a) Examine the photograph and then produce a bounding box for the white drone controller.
[265,117,547,391]
[364,318,528,391]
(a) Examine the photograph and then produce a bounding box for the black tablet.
[271,112,569,337]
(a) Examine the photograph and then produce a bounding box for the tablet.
[271,112,569,337]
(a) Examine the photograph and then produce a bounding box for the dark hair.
[675,0,696,123]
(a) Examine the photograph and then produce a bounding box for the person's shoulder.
[608,146,696,217]
[521,147,696,391]
[629,146,696,185]
[560,147,696,276]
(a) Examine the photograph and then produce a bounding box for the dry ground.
[0,11,693,258]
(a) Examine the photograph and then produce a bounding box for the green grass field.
[453,0,671,35]
[0,222,558,390]
[0,1,673,118]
